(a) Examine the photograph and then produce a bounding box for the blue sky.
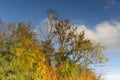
[0,0,120,25]
[0,0,120,80]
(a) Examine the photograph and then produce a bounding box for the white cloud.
[76,20,120,51]
[105,72,120,80]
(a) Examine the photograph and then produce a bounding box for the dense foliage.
[0,15,108,80]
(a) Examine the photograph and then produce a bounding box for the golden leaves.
[77,70,98,80]
[22,39,32,46]
[16,48,25,57]
[0,18,107,80]
[47,66,57,80]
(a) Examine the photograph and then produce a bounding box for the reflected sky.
[0,0,120,80]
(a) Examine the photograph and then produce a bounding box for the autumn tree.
[0,9,108,80]
[38,10,108,79]
[39,10,108,65]
[0,21,48,80]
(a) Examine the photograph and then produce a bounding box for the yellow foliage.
[0,21,105,80]
[16,48,25,57]
[77,70,98,80]
[22,39,32,46]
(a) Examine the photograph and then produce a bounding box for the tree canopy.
[0,12,108,80]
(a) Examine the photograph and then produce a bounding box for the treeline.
[0,11,108,80]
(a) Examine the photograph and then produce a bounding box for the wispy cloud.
[76,20,120,51]
[104,0,119,9]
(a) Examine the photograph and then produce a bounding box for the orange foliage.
[22,39,32,46]
[46,66,57,80]
[58,47,63,52]
[77,70,99,80]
